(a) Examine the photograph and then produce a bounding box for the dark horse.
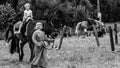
[5,18,59,62]
[5,19,21,60]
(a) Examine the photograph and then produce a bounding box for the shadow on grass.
[0,59,30,66]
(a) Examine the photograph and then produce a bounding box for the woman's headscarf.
[34,22,43,29]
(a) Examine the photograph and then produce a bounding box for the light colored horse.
[75,19,105,38]
[75,21,88,38]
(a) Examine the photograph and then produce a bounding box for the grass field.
[0,23,120,68]
[0,33,120,68]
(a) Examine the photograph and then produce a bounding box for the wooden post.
[109,26,115,51]
[93,25,100,47]
[58,25,66,50]
[114,24,118,44]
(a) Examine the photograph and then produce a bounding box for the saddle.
[15,17,33,39]
[22,17,33,34]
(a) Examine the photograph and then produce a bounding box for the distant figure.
[93,19,104,27]
[31,22,54,68]
[93,19,106,37]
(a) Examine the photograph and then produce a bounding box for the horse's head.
[42,21,59,39]
[4,17,20,43]
[49,29,59,38]
[26,20,59,40]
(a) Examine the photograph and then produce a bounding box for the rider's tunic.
[23,10,33,22]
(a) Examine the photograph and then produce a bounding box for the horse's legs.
[19,41,27,61]
[18,40,21,61]
[16,39,21,62]
[28,41,34,62]
[77,32,79,38]
[78,32,81,38]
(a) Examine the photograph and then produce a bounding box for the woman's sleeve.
[44,35,54,42]
[32,31,40,45]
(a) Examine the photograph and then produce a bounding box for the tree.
[0,0,95,29]
[89,0,120,22]
[0,3,16,30]
[31,0,94,28]
[0,0,19,12]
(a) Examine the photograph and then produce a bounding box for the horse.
[5,19,21,60]
[75,21,89,38]
[5,18,59,62]
[20,19,59,61]
[75,19,105,38]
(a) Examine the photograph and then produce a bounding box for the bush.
[0,3,16,31]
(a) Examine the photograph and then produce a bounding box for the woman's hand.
[35,42,44,46]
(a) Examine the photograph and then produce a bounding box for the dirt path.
[0,34,120,68]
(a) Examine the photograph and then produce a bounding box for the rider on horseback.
[14,3,33,35]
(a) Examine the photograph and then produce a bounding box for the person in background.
[31,22,54,68]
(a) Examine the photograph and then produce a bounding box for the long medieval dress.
[31,29,54,68]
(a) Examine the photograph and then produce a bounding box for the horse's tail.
[9,36,18,54]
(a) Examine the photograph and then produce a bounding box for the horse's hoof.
[19,57,23,62]
[19,59,23,62]
[19,56,23,62]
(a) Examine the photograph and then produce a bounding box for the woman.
[31,22,54,68]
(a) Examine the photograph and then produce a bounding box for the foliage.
[0,3,16,31]
[89,0,120,22]
[1,0,120,30]
[0,0,94,29]
[30,0,93,28]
